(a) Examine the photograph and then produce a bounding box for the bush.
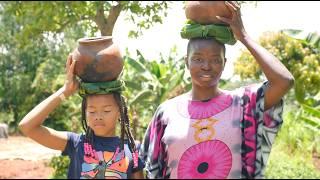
[49,156,70,179]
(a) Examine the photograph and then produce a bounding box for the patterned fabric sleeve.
[240,81,284,179]
[139,105,169,179]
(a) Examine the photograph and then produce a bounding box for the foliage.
[283,29,320,50]
[266,148,320,179]
[265,109,320,178]
[0,6,86,132]
[275,110,319,156]
[0,1,171,40]
[234,50,261,80]
[0,11,47,129]
[122,48,190,141]
[234,31,320,104]
[49,156,70,179]
[299,104,320,135]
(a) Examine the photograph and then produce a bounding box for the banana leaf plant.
[122,49,190,140]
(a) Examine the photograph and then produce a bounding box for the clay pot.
[185,1,232,25]
[72,36,123,83]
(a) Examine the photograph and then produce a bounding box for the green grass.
[265,109,320,179]
[266,143,320,179]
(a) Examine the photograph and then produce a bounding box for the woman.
[140,1,294,179]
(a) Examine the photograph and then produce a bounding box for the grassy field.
[265,110,320,178]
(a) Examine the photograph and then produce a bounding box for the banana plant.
[298,103,320,134]
[282,29,320,50]
[122,49,190,140]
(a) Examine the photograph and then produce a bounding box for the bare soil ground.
[0,136,61,179]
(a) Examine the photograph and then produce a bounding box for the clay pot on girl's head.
[185,1,232,25]
[72,36,123,83]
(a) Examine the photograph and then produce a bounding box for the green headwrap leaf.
[79,80,125,97]
[180,19,237,45]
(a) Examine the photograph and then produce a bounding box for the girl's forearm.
[19,87,66,134]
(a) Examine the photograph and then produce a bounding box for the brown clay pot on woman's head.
[72,36,123,83]
[185,1,232,25]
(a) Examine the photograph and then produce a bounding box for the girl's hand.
[216,1,248,42]
[61,54,79,98]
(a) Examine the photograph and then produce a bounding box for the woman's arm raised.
[217,1,294,110]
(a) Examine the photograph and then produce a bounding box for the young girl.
[19,55,144,179]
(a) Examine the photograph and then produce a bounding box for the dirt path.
[0,159,53,179]
[0,136,61,179]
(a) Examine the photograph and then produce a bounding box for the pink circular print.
[177,140,232,179]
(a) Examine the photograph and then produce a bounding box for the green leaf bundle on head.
[180,19,236,45]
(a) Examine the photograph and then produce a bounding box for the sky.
[112,1,320,79]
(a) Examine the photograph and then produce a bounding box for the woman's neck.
[191,84,222,101]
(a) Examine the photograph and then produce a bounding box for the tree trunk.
[94,2,122,36]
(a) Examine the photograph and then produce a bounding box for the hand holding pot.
[61,54,80,98]
[216,1,248,42]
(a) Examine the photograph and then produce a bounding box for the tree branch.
[94,1,122,36]
[56,20,71,33]
[105,1,122,36]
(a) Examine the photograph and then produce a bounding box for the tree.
[0,5,84,131]
[1,1,170,41]
[0,11,49,129]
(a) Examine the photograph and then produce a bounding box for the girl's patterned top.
[62,133,144,179]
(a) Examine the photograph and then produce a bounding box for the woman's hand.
[216,1,248,42]
[61,54,79,98]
